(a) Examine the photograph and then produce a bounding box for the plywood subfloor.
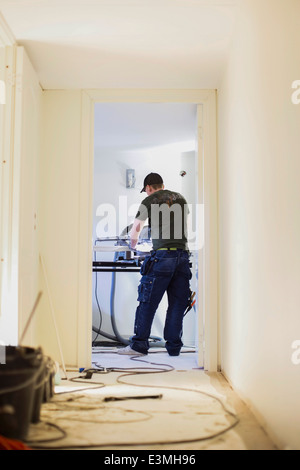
[25,350,277,450]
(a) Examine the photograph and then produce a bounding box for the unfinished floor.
[25,349,278,450]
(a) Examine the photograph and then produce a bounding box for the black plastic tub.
[31,356,47,424]
[0,346,44,440]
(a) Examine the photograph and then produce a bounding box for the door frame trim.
[78,89,218,371]
[0,12,16,47]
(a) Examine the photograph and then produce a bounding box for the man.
[118,172,192,357]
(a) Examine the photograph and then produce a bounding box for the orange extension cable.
[0,435,32,450]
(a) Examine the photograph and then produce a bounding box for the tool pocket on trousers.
[178,259,193,280]
[153,257,177,274]
[140,256,152,275]
[137,277,154,303]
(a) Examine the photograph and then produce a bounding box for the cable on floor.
[25,355,240,450]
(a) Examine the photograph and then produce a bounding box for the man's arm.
[130,218,146,250]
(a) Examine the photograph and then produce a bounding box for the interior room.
[0,0,300,451]
[92,102,199,366]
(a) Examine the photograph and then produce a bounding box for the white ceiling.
[0,0,238,89]
[94,102,197,150]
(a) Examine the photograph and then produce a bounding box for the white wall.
[37,90,82,366]
[0,46,42,346]
[0,46,19,346]
[0,46,5,323]
[17,48,42,345]
[92,142,197,347]
[218,0,300,450]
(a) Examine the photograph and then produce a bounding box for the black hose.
[92,325,118,342]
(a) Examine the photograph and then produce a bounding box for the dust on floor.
[25,351,277,450]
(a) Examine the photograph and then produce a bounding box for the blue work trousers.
[131,250,192,356]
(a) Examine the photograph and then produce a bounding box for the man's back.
[136,189,189,251]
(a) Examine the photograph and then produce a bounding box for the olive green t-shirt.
[135,189,189,251]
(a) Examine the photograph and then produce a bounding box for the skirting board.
[220,370,285,450]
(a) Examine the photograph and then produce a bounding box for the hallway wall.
[218,0,300,450]
[0,46,42,346]
[37,90,82,366]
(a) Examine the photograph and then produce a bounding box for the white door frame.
[0,14,17,340]
[78,89,218,372]
[0,12,15,47]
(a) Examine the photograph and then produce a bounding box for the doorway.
[91,103,200,367]
[77,89,218,372]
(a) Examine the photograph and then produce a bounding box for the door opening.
[91,103,203,369]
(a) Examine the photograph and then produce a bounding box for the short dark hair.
[149,183,164,191]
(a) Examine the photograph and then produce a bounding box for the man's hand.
[130,218,145,250]
[130,238,138,250]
